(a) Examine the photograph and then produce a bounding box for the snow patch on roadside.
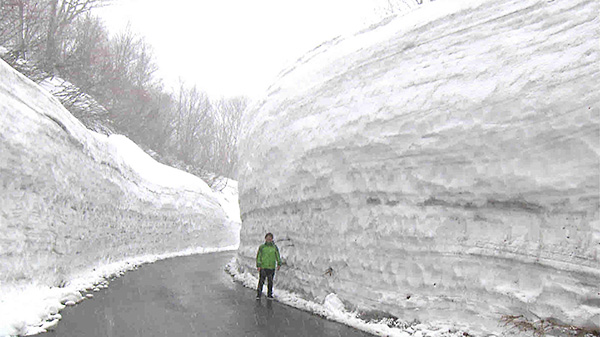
[225,258,474,337]
[0,246,237,337]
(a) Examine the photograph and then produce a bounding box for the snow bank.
[236,0,599,335]
[0,58,239,336]
[212,179,242,245]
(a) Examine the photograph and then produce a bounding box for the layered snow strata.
[236,0,599,334]
[0,58,238,335]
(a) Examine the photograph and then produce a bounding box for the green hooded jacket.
[256,242,281,269]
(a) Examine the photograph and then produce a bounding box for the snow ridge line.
[224,257,473,337]
[0,245,238,337]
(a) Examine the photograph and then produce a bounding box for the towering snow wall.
[237,0,599,333]
[0,58,237,292]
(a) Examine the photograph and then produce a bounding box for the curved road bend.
[42,251,374,337]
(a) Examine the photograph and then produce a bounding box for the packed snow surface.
[0,58,240,336]
[236,0,599,335]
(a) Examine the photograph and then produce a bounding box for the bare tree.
[0,0,46,57]
[16,0,25,56]
[171,83,214,170]
[104,27,161,134]
[59,14,109,90]
[44,0,111,71]
[141,90,174,153]
[0,1,22,48]
[132,41,157,88]
[375,0,431,18]
[163,84,247,187]
[212,96,247,182]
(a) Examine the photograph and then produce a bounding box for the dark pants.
[257,268,275,297]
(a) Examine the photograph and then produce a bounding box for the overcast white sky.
[94,0,392,100]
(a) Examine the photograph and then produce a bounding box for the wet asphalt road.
[42,251,373,337]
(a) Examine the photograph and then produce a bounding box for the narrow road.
[42,251,373,337]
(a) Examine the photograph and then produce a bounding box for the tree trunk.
[45,0,58,72]
[17,0,25,58]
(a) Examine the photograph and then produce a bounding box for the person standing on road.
[256,232,281,300]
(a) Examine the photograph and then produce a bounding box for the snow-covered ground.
[0,58,240,336]
[236,0,599,335]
